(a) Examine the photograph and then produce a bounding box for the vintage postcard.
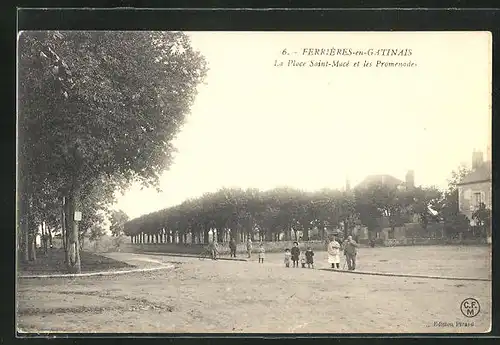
[17,31,491,334]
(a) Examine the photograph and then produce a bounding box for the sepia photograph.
[16,30,492,334]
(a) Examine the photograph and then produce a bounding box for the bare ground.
[16,246,491,334]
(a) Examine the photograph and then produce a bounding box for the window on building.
[473,192,483,209]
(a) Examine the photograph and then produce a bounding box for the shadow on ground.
[18,249,135,275]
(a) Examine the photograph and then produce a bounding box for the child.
[258,243,265,263]
[305,247,314,268]
[284,248,291,267]
[290,241,300,268]
[300,255,306,268]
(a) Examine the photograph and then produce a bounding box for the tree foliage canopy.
[18,31,207,270]
[124,184,446,242]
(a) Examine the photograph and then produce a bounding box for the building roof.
[458,163,492,185]
[355,174,403,189]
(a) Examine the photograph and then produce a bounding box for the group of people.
[327,235,358,270]
[210,237,263,262]
[206,235,359,271]
[283,242,315,268]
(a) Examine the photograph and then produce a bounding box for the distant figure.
[229,238,237,257]
[291,241,300,268]
[342,235,359,270]
[246,238,253,258]
[327,236,341,269]
[284,248,291,267]
[305,247,314,268]
[209,240,218,260]
[258,243,265,263]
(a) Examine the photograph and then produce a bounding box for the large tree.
[433,165,472,237]
[109,210,130,237]
[472,202,491,239]
[18,31,207,272]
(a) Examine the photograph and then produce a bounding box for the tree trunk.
[302,225,310,241]
[79,234,85,252]
[264,228,270,242]
[48,226,53,248]
[28,212,37,262]
[41,223,47,255]
[66,184,82,274]
[28,234,37,262]
[62,196,69,264]
[234,227,240,244]
[21,196,29,263]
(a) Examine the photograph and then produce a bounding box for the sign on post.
[74,211,82,221]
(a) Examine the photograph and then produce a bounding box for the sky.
[115,31,491,219]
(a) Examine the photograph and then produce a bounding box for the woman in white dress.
[327,236,341,269]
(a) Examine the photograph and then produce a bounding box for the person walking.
[342,235,359,270]
[246,238,253,258]
[327,236,341,269]
[229,238,237,258]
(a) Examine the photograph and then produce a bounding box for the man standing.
[246,238,253,258]
[229,237,237,258]
[342,235,359,270]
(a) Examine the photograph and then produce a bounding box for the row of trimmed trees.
[17,31,207,273]
[125,165,492,245]
[124,184,444,244]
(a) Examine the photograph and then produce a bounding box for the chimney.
[405,170,415,189]
[345,178,351,192]
[472,150,484,170]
